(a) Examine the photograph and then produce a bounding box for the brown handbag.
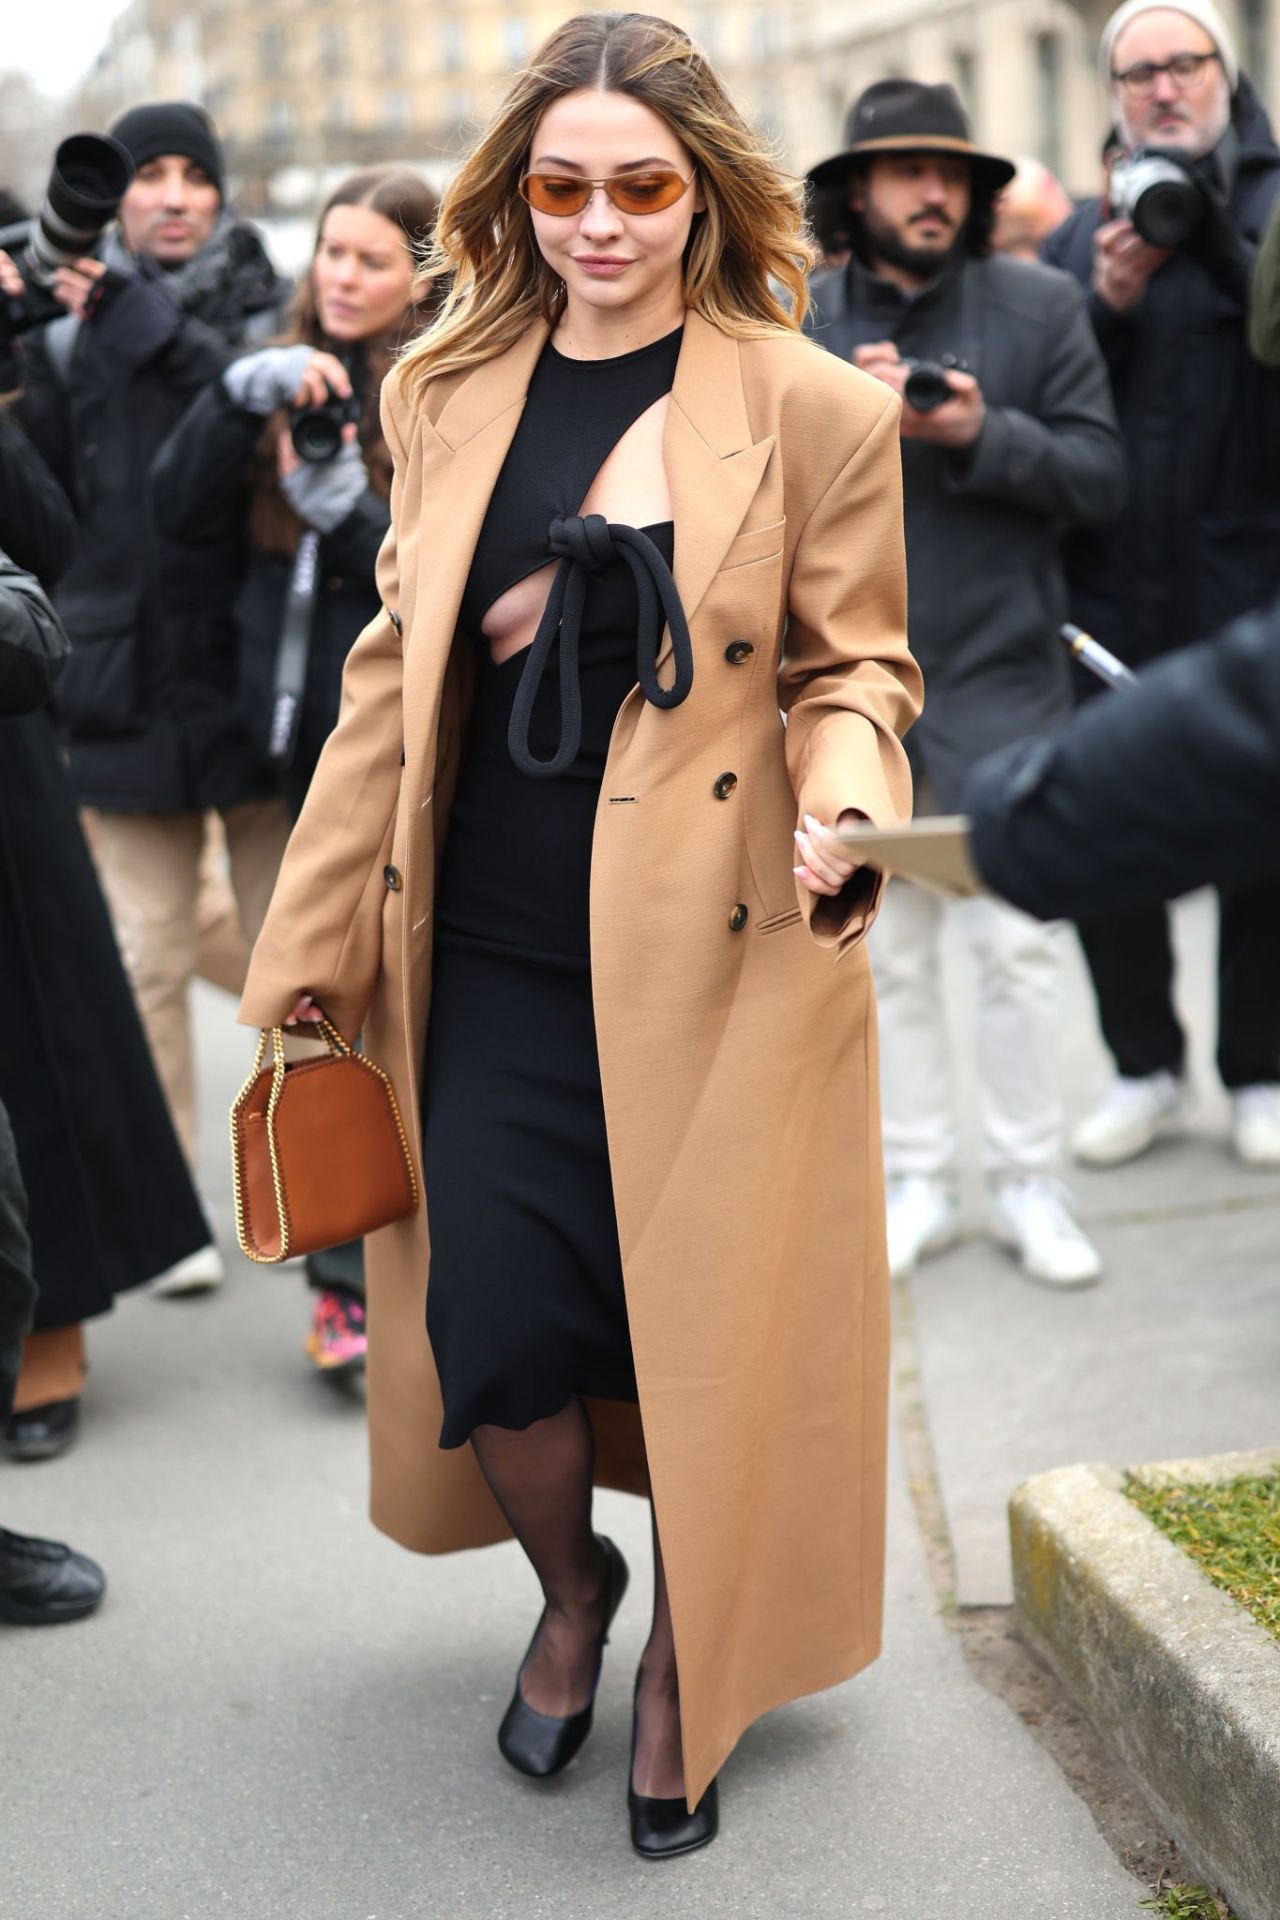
[230,1017,419,1265]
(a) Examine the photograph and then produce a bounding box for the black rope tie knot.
[507,512,695,779]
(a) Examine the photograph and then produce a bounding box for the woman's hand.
[289,349,352,412]
[793,811,867,898]
[283,993,324,1027]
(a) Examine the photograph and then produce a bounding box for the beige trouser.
[88,801,293,1170]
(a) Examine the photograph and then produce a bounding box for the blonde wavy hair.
[397,10,816,402]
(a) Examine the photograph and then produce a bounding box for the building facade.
[71,0,1279,206]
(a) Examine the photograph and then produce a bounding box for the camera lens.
[903,362,953,413]
[290,407,345,464]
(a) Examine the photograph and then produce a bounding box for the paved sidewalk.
[0,980,1156,1918]
[909,891,1280,1606]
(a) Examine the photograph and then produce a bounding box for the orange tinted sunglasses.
[519,168,695,217]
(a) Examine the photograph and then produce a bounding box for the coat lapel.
[400,309,774,752]
[661,311,775,664]
[399,319,551,771]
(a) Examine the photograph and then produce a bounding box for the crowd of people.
[0,0,1277,1866]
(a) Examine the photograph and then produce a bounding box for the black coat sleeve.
[0,415,76,587]
[0,554,71,715]
[151,375,262,547]
[8,327,76,503]
[945,274,1128,527]
[964,597,1280,919]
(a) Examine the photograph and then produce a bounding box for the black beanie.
[108,102,225,201]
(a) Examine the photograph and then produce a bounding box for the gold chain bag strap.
[230,1017,419,1265]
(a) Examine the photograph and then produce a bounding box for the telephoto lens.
[24,134,135,285]
[289,387,361,464]
[1109,150,1203,248]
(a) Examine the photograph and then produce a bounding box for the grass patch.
[1125,1467,1280,1642]
[1139,1887,1236,1918]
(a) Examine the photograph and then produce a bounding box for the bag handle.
[231,1013,350,1264]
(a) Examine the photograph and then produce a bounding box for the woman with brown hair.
[241,11,920,1857]
[155,167,438,1370]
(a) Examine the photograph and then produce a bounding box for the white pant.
[869,879,1064,1181]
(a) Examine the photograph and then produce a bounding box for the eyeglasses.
[1110,50,1221,98]
[519,168,695,217]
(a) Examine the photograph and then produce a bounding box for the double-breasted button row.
[713,772,738,801]
[384,865,402,891]
[724,640,754,665]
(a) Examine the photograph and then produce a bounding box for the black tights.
[470,1397,685,1797]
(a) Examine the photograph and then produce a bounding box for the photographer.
[0,103,292,1272]
[0,416,207,1464]
[1043,0,1280,1170]
[807,81,1126,1287]
[153,167,438,1371]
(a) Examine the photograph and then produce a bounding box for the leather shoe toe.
[0,1527,106,1625]
[5,1397,80,1463]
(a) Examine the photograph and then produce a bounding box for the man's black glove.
[1183,155,1250,302]
[83,261,182,368]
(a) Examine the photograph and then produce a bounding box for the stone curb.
[1009,1449,1280,1920]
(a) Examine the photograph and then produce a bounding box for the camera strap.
[268,529,321,767]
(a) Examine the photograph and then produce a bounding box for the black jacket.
[1043,89,1280,664]
[9,221,290,810]
[965,595,1280,920]
[152,371,390,807]
[807,251,1126,809]
[0,420,206,1328]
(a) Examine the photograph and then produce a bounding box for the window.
[258,24,283,78]
[1036,32,1062,180]
[504,17,528,65]
[440,17,464,73]
[386,90,411,132]
[953,48,976,112]
[326,93,349,132]
[320,22,346,77]
[1240,0,1268,87]
[265,95,292,141]
[382,25,403,75]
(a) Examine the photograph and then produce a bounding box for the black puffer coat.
[152,366,390,808]
[9,221,290,809]
[965,595,1280,920]
[0,420,206,1329]
[1043,87,1280,663]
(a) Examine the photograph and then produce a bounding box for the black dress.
[423,326,690,1449]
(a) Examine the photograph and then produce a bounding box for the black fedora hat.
[807,79,1016,196]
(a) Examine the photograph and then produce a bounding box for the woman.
[155,167,439,1370]
[0,413,208,1461]
[240,11,920,1858]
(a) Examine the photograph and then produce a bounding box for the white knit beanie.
[1099,0,1239,92]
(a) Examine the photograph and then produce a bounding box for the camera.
[0,134,135,336]
[903,354,969,413]
[1109,148,1204,248]
[288,384,360,464]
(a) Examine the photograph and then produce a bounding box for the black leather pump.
[497,1533,629,1779]
[627,1676,720,1860]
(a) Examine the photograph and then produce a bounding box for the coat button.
[713,772,738,800]
[724,641,753,664]
[383,865,402,892]
[729,903,748,932]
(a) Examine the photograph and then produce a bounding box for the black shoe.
[5,1397,80,1463]
[628,1677,720,1860]
[0,1527,106,1625]
[497,1533,630,1779]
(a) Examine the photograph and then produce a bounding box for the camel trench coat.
[240,309,921,1805]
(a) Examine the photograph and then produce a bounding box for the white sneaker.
[885,1177,960,1280]
[989,1177,1102,1288]
[1071,1071,1186,1167]
[147,1242,225,1297]
[1233,1086,1280,1168]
